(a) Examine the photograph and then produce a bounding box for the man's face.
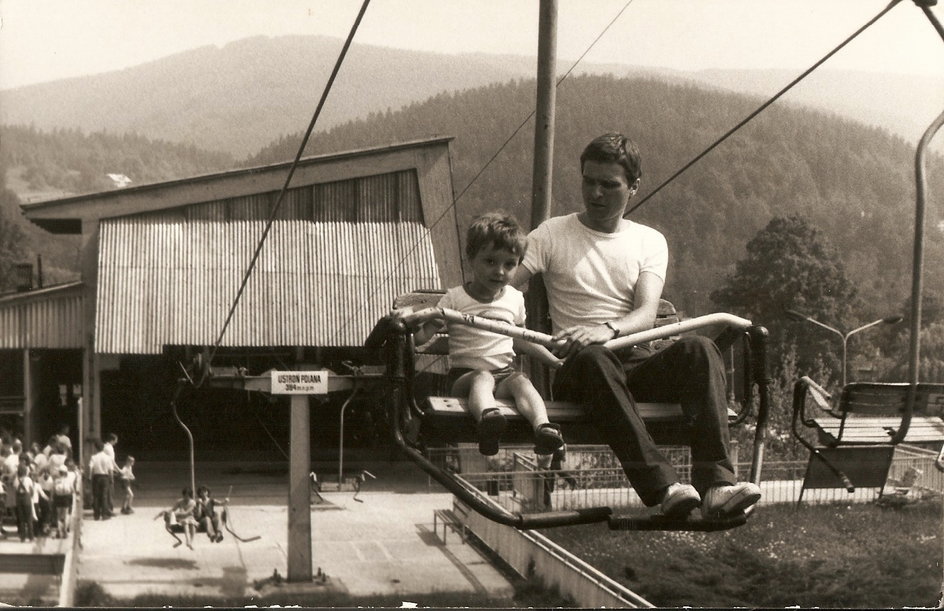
[581,160,635,227]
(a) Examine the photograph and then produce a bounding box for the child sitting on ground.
[118,456,136,514]
[400,211,565,456]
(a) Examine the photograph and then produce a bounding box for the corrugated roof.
[95,219,440,353]
[0,282,85,349]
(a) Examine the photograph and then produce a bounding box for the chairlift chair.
[791,376,944,501]
[370,288,773,532]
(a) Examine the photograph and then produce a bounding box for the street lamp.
[784,309,903,386]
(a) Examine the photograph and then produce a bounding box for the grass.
[545,499,942,608]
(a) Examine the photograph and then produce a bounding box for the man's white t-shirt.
[522,213,668,333]
[438,285,526,370]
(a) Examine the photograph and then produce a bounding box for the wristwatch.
[604,321,620,339]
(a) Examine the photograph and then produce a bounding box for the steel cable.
[206,0,372,370]
[625,0,904,216]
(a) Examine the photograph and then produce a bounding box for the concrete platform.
[75,460,514,603]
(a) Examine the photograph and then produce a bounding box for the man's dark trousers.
[553,335,736,506]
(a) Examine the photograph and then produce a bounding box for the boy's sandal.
[534,423,564,455]
[477,408,507,456]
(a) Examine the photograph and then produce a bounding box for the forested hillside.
[0,126,235,288]
[1,35,936,158]
[2,125,234,198]
[249,74,944,321]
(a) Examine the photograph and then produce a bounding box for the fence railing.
[426,442,942,512]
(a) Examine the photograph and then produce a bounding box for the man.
[88,440,115,520]
[513,132,761,519]
[54,424,73,458]
[103,433,118,516]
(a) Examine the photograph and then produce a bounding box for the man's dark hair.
[465,211,528,262]
[580,132,642,183]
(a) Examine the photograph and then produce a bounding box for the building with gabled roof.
[9,136,460,460]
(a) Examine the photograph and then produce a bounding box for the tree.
[0,184,27,292]
[711,214,861,379]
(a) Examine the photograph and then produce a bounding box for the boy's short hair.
[580,132,642,183]
[465,211,528,261]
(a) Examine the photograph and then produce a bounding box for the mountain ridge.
[1,35,939,157]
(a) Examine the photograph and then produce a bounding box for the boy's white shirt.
[438,285,526,370]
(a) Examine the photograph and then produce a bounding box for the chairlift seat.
[422,396,738,447]
[399,290,740,446]
[812,414,944,445]
[795,380,944,447]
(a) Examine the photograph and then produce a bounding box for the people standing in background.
[54,424,73,459]
[52,464,77,538]
[36,464,55,536]
[88,440,115,520]
[118,456,136,515]
[103,433,118,516]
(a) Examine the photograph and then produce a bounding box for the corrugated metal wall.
[0,285,84,349]
[95,170,441,353]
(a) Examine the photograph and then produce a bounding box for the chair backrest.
[840,382,944,416]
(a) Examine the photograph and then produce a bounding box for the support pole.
[530,0,558,227]
[287,394,312,582]
[527,0,558,394]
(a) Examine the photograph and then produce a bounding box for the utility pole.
[527,0,558,393]
[530,0,557,228]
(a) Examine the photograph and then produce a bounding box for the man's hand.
[551,324,613,358]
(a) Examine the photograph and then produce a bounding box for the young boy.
[14,464,45,541]
[52,464,77,538]
[118,456,136,514]
[403,212,564,456]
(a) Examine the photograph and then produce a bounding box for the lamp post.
[784,310,903,386]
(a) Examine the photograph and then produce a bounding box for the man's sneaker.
[701,482,762,518]
[660,482,701,518]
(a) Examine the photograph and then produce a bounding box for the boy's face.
[468,243,520,298]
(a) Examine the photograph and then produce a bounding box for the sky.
[0,0,942,91]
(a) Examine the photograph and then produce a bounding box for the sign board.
[270,371,329,395]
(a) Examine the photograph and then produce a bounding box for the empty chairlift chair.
[791,377,944,504]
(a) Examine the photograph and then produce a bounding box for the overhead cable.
[208,0,372,369]
[625,0,903,216]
